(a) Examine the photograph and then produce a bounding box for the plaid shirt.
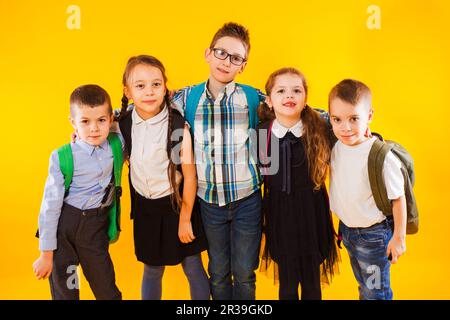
[172,81,265,206]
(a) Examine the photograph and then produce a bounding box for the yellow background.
[0,0,449,299]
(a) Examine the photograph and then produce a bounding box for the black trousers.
[278,258,322,300]
[49,203,121,300]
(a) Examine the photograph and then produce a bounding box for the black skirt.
[133,192,208,266]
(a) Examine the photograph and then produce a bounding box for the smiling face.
[124,63,166,120]
[70,103,113,146]
[205,36,247,85]
[266,73,307,121]
[329,97,373,146]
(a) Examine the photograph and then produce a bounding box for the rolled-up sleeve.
[171,87,192,117]
[383,151,405,200]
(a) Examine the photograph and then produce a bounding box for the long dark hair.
[120,55,182,210]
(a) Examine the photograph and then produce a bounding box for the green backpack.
[368,134,419,234]
[57,133,124,243]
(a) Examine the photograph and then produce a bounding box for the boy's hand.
[387,235,406,264]
[178,220,195,244]
[33,251,54,280]
[71,132,77,143]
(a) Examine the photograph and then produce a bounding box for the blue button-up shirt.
[38,137,124,251]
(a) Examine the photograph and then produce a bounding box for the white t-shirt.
[130,106,182,199]
[330,137,405,228]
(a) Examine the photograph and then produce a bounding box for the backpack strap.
[169,109,186,173]
[57,143,74,192]
[368,138,393,215]
[118,110,133,156]
[106,133,124,244]
[119,111,137,220]
[185,83,206,134]
[264,120,274,180]
[107,133,123,187]
[238,83,260,129]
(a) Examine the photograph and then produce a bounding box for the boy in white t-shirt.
[328,79,407,300]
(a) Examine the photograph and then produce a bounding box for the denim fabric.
[340,219,394,300]
[200,191,262,300]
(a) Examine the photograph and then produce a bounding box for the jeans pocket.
[357,228,386,247]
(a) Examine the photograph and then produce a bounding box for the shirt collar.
[205,79,236,100]
[75,138,109,156]
[272,119,303,139]
[132,103,168,126]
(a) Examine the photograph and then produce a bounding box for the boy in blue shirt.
[33,84,123,300]
[172,22,265,300]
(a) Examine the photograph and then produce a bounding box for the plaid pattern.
[172,81,265,206]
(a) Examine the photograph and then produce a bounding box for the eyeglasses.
[211,48,246,66]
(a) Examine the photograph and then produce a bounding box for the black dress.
[258,121,338,289]
[119,108,208,266]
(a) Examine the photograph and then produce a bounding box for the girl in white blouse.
[117,55,209,300]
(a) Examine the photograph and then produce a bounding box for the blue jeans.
[200,191,262,300]
[141,254,210,300]
[340,219,394,300]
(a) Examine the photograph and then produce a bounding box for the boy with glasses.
[172,22,264,300]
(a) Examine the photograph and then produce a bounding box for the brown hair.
[259,67,330,190]
[210,22,250,57]
[328,79,372,110]
[70,84,112,116]
[120,55,182,211]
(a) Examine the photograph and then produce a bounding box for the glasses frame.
[211,48,247,66]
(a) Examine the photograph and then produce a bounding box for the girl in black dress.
[117,55,209,300]
[257,68,339,300]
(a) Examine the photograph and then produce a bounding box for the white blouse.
[130,106,182,199]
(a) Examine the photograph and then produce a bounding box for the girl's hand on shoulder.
[364,127,372,138]
[178,220,195,244]
[71,132,78,143]
[33,251,54,280]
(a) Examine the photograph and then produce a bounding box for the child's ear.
[238,61,247,74]
[124,86,131,100]
[265,96,272,109]
[205,48,212,62]
[368,108,374,122]
[69,117,78,131]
